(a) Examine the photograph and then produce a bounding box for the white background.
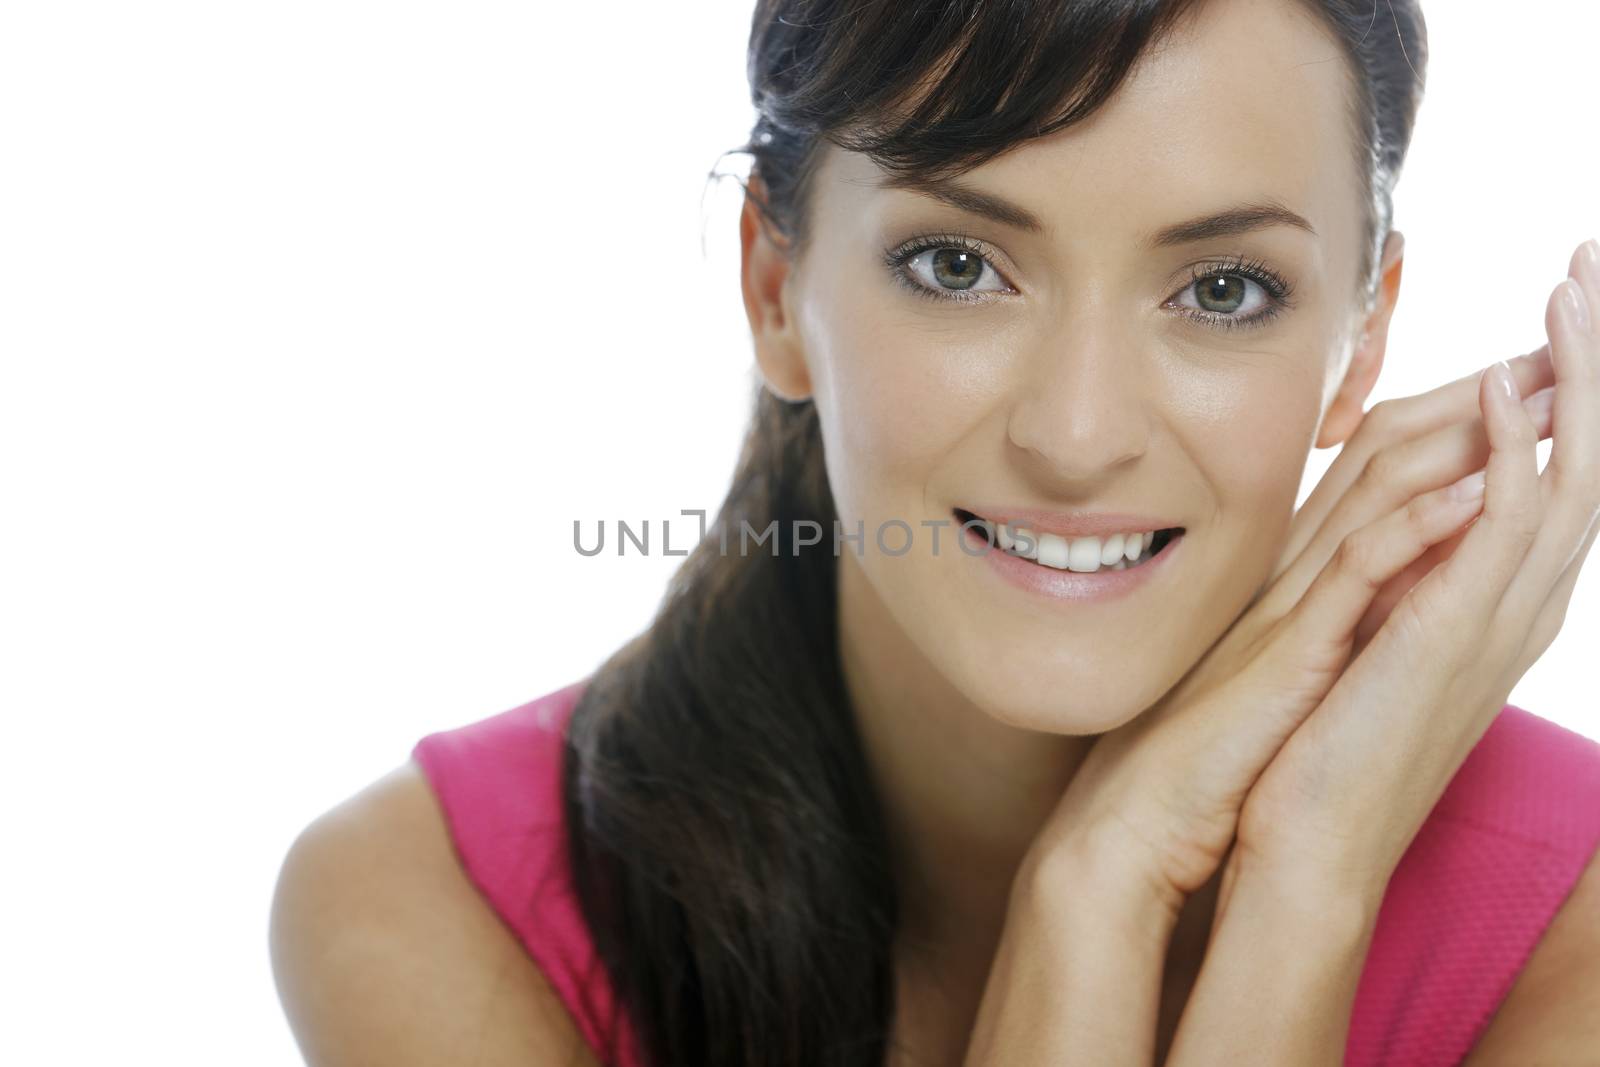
[2,1,1596,1062]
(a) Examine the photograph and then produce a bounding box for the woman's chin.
[956,665,1161,737]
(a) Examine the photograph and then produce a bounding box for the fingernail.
[1450,469,1488,503]
[1491,360,1517,401]
[1563,278,1591,332]
[1582,237,1600,270]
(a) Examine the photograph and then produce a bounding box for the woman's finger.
[1515,508,1600,677]
[1418,358,1544,626]
[1256,464,1489,702]
[1275,343,1553,583]
[1255,383,1553,624]
[1542,243,1600,516]
[1350,520,1471,659]
[1497,240,1600,634]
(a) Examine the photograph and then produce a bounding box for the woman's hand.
[1231,240,1600,894]
[1262,343,1554,660]
[969,241,1595,1067]
[1017,247,1592,922]
[967,347,1561,1067]
[1155,238,1600,1066]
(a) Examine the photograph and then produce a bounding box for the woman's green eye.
[886,240,1290,328]
[1165,257,1295,331]
[902,247,1009,295]
[1180,273,1270,317]
[927,249,985,290]
[1197,275,1246,312]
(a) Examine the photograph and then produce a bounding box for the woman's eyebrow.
[877,174,1045,232]
[1144,199,1317,247]
[879,174,1316,247]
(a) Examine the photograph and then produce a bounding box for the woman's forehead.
[814,0,1362,253]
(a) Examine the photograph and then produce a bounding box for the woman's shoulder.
[1347,703,1600,1065]
[402,678,605,970]
[269,756,601,1065]
[406,678,590,894]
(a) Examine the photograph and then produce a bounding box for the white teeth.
[1035,531,1071,569]
[1067,536,1102,572]
[983,519,1167,574]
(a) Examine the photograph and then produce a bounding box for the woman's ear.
[1316,230,1406,449]
[739,175,813,402]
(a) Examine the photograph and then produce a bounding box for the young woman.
[271,0,1600,1063]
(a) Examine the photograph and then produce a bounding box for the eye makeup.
[880,230,1299,331]
[881,230,1017,304]
[1170,253,1298,332]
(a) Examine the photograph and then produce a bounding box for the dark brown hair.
[564,2,1427,1064]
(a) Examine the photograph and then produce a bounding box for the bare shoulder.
[1460,840,1600,1064]
[269,759,600,1067]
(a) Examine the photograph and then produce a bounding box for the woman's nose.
[1004,326,1152,483]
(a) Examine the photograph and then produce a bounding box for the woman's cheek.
[815,318,1001,505]
[1182,358,1324,578]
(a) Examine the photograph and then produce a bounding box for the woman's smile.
[956,507,1188,602]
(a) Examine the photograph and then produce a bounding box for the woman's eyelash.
[1175,254,1297,332]
[882,235,1297,330]
[882,232,1011,304]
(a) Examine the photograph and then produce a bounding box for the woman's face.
[747,0,1400,732]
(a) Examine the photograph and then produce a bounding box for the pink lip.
[963,523,1186,603]
[956,506,1183,539]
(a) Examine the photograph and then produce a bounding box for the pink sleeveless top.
[411,679,1600,1066]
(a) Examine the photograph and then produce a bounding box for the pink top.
[411,679,1600,1066]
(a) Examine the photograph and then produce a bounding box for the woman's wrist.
[1224,833,1391,925]
[1162,857,1381,1066]
[1013,825,1187,947]
[960,837,1182,1066]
